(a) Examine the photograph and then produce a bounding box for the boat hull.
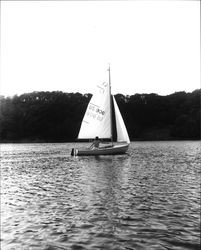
[71,144,129,156]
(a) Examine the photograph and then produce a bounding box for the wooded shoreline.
[0,89,200,142]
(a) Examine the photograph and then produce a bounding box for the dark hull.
[71,144,129,156]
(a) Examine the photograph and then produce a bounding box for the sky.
[1,1,200,97]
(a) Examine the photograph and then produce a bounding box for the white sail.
[78,81,112,139]
[113,96,130,144]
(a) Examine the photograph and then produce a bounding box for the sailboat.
[71,67,130,156]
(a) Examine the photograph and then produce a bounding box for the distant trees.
[0,90,200,142]
[0,91,91,142]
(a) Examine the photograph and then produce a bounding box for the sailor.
[90,136,100,149]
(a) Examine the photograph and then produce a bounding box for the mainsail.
[78,81,112,139]
[113,96,130,143]
[78,67,130,144]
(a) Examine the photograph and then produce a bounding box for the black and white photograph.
[1,0,200,249]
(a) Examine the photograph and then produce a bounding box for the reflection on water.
[1,142,200,250]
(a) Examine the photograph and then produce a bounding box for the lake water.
[1,141,200,250]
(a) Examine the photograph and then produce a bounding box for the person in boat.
[90,136,111,150]
[90,136,101,149]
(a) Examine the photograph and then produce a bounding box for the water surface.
[1,141,200,250]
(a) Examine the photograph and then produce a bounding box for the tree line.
[0,89,200,142]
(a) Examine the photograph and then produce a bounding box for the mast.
[108,65,113,144]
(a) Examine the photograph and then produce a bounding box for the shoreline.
[1,138,200,144]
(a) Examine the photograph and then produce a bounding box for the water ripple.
[1,141,200,250]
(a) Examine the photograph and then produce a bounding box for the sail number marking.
[87,104,105,121]
[97,82,108,94]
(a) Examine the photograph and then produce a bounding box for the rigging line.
[108,65,113,145]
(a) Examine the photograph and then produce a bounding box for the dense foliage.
[0,90,200,142]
